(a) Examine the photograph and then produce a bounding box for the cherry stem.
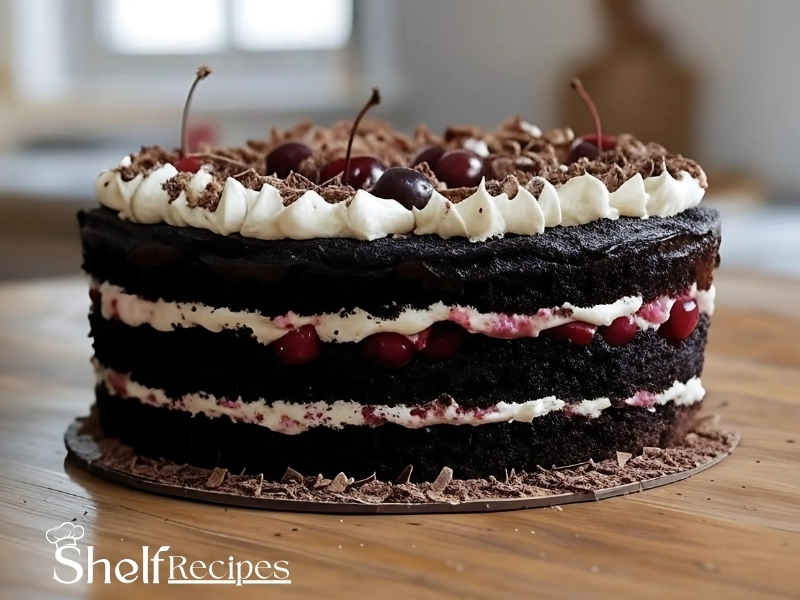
[181,66,212,157]
[343,87,381,185]
[570,78,603,152]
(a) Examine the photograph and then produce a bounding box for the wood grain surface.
[0,271,798,599]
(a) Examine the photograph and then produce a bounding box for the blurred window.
[11,0,399,111]
[100,0,353,54]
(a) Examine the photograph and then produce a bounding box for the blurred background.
[0,0,797,281]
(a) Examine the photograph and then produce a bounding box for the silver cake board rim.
[64,416,739,515]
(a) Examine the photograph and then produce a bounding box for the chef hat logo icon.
[45,522,85,550]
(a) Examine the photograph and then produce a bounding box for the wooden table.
[1,272,799,599]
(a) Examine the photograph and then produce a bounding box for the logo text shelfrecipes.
[46,522,290,585]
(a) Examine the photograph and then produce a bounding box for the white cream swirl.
[96,156,705,243]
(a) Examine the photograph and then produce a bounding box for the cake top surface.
[96,90,709,243]
[115,117,705,204]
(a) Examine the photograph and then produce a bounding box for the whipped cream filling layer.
[94,280,715,346]
[96,364,705,434]
[95,157,705,242]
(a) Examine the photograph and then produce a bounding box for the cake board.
[65,411,739,515]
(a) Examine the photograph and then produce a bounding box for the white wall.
[395,0,797,193]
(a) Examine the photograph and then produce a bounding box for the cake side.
[96,388,702,481]
[81,207,718,410]
[89,314,711,408]
[80,205,719,317]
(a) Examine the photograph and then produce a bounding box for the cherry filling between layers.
[95,363,706,435]
[91,280,714,368]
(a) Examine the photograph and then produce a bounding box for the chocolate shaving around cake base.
[79,418,739,506]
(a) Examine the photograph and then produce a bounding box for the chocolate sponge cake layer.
[90,313,709,407]
[79,206,720,319]
[96,388,701,481]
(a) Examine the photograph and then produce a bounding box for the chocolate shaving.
[395,465,413,485]
[430,467,453,493]
[351,473,377,488]
[313,476,332,489]
[162,172,193,202]
[444,125,484,142]
[542,127,575,147]
[439,187,479,203]
[82,420,738,506]
[553,460,591,471]
[205,468,227,489]
[282,467,304,484]
[327,472,350,494]
[233,169,265,191]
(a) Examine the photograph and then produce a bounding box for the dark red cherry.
[266,142,312,179]
[173,156,203,173]
[420,322,469,360]
[542,321,596,345]
[566,140,599,164]
[360,332,414,369]
[411,145,445,169]
[659,295,699,342]
[599,316,638,346]
[274,325,321,365]
[319,156,386,189]
[566,134,618,165]
[370,167,434,210]
[580,134,617,151]
[433,150,483,188]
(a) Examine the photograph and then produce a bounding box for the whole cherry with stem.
[173,66,212,174]
[319,88,387,188]
[566,78,616,164]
